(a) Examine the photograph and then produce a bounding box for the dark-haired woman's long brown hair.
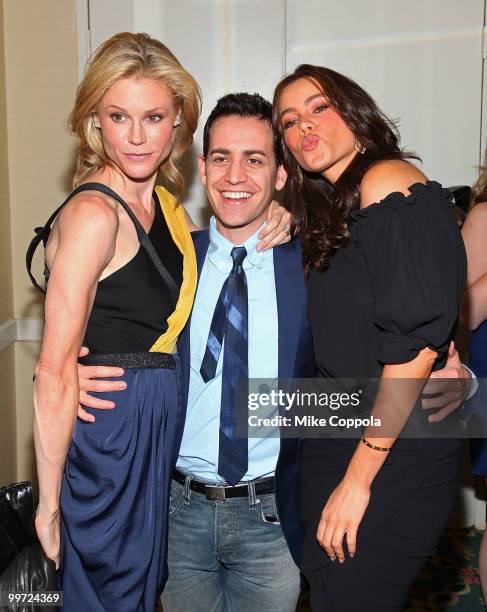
[272,64,418,276]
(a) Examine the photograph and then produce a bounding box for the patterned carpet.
[296,527,486,612]
[404,527,485,611]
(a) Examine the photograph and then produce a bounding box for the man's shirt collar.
[207,216,270,271]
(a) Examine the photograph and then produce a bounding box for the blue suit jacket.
[176,230,315,566]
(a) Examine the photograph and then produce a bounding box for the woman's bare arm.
[34,195,118,565]
[316,347,437,562]
[461,202,487,329]
[462,273,487,330]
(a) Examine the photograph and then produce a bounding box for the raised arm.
[34,194,118,567]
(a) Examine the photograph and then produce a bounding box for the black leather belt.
[173,468,275,501]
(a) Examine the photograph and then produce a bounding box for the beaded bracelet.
[361,436,392,452]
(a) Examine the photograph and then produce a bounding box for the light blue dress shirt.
[177,217,280,483]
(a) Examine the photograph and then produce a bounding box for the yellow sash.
[149,186,197,353]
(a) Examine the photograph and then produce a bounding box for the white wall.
[286,0,485,187]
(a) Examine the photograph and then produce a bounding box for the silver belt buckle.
[205,485,226,501]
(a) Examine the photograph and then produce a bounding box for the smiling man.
[200,110,286,241]
[160,93,315,612]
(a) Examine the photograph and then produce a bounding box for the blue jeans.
[161,478,300,612]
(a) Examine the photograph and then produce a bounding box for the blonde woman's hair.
[69,32,201,197]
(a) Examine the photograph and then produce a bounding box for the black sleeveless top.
[84,190,182,353]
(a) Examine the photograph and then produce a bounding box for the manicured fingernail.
[338,558,344,564]
[119,382,127,389]
[116,369,124,376]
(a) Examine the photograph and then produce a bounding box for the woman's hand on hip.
[316,477,371,562]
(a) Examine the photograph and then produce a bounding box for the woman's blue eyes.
[109,113,163,122]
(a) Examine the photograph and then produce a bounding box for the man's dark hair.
[202,92,281,164]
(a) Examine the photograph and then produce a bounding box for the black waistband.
[79,352,176,369]
[173,468,275,500]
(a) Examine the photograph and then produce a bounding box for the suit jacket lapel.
[194,231,210,280]
[179,230,210,406]
[274,240,305,380]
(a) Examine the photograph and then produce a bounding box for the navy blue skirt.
[60,357,182,611]
[469,320,487,475]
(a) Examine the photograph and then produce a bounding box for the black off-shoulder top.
[307,181,467,379]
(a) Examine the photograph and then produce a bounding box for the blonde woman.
[30,32,288,611]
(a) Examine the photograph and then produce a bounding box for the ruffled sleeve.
[352,181,466,365]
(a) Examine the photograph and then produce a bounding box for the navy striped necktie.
[200,246,248,485]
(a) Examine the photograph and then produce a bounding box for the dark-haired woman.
[273,66,466,611]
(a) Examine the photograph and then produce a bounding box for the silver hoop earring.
[173,120,181,128]
[354,139,366,155]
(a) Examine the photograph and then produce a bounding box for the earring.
[354,139,366,155]
[173,119,181,128]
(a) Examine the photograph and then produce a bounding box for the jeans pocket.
[258,494,281,525]
[168,483,184,516]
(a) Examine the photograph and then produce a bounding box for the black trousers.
[300,439,460,612]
